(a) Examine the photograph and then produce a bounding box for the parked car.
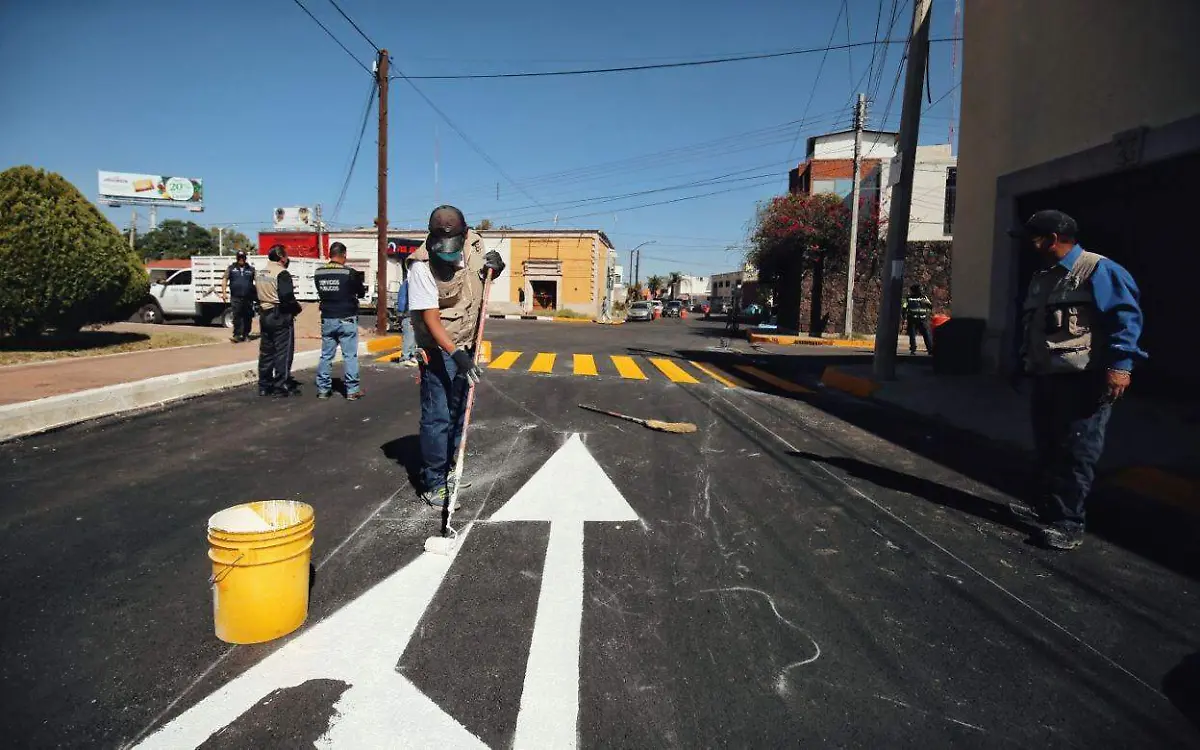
[651,299,664,315]
[664,300,684,318]
[627,301,654,321]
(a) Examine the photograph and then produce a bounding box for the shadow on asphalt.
[1164,653,1200,732]
[381,434,422,491]
[787,450,1038,538]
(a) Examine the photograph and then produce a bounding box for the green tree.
[476,218,495,230]
[646,275,664,297]
[139,219,217,260]
[0,166,147,336]
[212,227,256,255]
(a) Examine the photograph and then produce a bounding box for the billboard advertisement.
[98,171,204,208]
[257,232,329,259]
[273,206,313,229]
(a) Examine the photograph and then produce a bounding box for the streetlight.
[630,240,656,287]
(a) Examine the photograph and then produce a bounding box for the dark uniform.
[314,259,366,397]
[903,286,934,355]
[255,257,301,396]
[225,261,256,341]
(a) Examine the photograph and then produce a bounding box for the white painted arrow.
[488,433,639,750]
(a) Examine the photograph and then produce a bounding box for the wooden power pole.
[375,49,390,335]
[844,93,867,336]
[873,0,932,379]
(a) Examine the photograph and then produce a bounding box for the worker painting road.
[1,318,1197,747]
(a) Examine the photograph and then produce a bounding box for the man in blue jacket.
[314,242,367,400]
[1009,210,1147,550]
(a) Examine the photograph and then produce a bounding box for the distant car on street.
[627,301,654,321]
[651,300,664,315]
[664,300,683,318]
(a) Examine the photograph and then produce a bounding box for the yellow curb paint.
[529,352,557,373]
[366,335,403,353]
[373,351,402,364]
[649,357,700,384]
[489,351,522,370]
[573,354,598,376]
[689,361,746,389]
[478,340,492,364]
[552,317,596,324]
[611,355,648,380]
[1106,466,1200,514]
[748,332,868,348]
[735,365,813,394]
[819,366,880,397]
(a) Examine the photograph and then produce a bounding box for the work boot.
[271,389,290,399]
[316,391,332,400]
[1040,524,1084,551]
[419,486,462,511]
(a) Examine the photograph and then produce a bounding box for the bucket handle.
[209,552,245,586]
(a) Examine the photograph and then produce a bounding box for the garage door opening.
[530,280,557,311]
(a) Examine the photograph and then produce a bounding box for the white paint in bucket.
[208,501,304,534]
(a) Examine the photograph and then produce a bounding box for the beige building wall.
[953,0,1200,351]
[505,232,612,315]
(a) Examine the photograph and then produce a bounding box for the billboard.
[273,206,313,229]
[98,171,204,208]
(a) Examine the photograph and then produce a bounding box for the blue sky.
[0,0,960,279]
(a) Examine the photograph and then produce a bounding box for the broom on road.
[578,404,697,434]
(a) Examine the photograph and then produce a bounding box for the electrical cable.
[391,37,959,81]
[289,0,372,75]
[324,0,380,53]
[332,77,378,221]
[784,4,848,160]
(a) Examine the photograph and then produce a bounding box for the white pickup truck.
[133,256,323,327]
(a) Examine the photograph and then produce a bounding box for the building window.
[944,166,957,235]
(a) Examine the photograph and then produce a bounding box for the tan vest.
[409,230,486,349]
[1022,249,1103,375]
[255,261,285,310]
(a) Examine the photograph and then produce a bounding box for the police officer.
[903,284,934,355]
[407,206,505,507]
[314,242,366,400]
[1009,210,1146,550]
[255,246,302,398]
[221,251,256,342]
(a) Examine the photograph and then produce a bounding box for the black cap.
[428,205,467,238]
[1008,209,1078,241]
[235,251,247,259]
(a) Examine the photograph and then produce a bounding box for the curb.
[749,332,872,348]
[1103,466,1200,515]
[487,314,595,324]
[0,342,367,442]
[366,335,403,353]
[819,366,881,398]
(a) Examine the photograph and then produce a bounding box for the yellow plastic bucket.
[207,500,315,644]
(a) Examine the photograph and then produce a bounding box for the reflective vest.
[1022,250,1103,375]
[408,230,486,349]
[904,295,933,320]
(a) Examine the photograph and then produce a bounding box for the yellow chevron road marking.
[573,354,598,376]
[734,365,813,394]
[489,351,522,370]
[689,361,745,388]
[610,355,648,380]
[529,352,557,373]
[648,357,699,384]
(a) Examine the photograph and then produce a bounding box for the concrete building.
[951,0,1200,388]
[671,274,710,302]
[790,130,957,241]
[709,268,757,312]
[327,228,614,318]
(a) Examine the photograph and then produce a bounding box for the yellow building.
[498,230,614,316]
[952,0,1200,388]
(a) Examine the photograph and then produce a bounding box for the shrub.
[0,166,147,336]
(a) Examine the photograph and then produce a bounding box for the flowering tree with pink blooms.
[748,192,884,334]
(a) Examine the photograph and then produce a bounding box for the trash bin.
[933,317,986,375]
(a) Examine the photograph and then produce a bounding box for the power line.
[389,66,552,213]
[332,77,378,221]
[392,37,960,81]
[785,4,848,161]
[842,0,855,87]
[289,0,371,75]
[324,0,380,53]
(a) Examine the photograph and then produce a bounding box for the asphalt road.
[1,318,1198,748]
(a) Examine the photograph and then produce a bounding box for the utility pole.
[218,226,224,256]
[315,203,324,260]
[149,205,158,231]
[375,49,390,335]
[844,93,867,336]
[873,0,932,380]
[129,208,137,250]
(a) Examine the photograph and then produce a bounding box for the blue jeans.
[1030,372,1112,531]
[419,348,469,492]
[316,317,360,395]
[400,314,417,361]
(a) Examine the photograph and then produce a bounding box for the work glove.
[451,348,482,385]
[481,251,506,280]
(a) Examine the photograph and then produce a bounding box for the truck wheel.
[219,308,234,328]
[138,303,164,325]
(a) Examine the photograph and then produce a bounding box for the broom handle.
[578,404,648,426]
[442,269,494,536]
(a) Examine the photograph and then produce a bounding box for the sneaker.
[402,358,419,368]
[258,387,273,397]
[316,391,332,400]
[419,486,462,511]
[271,389,290,399]
[230,336,241,343]
[347,391,365,401]
[1040,525,1084,551]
